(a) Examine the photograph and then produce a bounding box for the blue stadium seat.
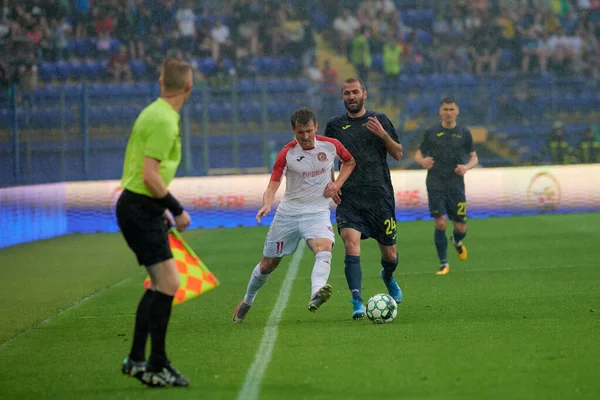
[266,78,284,93]
[417,30,432,45]
[55,61,71,81]
[239,102,261,123]
[267,102,287,119]
[65,39,77,57]
[197,58,217,75]
[132,82,153,97]
[192,103,203,123]
[311,11,328,31]
[88,83,111,98]
[398,74,415,90]
[39,62,56,82]
[129,60,147,79]
[208,103,231,122]
[238,79,257,94]
[371,54,383,73]
[69,61,85,80]
[83,60,104,80]
[0,109,10,128]
[405,97,421,116]
[578,93,596,112]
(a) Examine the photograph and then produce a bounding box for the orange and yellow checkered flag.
[144,228,220,305]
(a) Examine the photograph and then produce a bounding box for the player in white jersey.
[233,107,356,322]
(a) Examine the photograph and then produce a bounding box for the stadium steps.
[314,34,357,85]
[483,133,521,165]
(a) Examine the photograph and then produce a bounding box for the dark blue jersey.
[419,124,474,192]
[324,110,399,197]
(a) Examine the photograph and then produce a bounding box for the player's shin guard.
[381,253,398,282]
[344,255,362,302]
[129,289,153,362]
[243,264,270,305]
[434,229,448,265]
[311,251,332,299]
[148,290,174,370]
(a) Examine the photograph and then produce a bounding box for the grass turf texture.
[0,214,598,399]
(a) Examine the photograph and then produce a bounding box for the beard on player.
[344,98,364,113]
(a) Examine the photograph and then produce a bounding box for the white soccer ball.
[366,293,398,324]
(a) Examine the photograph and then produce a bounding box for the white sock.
[311,251,332,299]
[243,264,270,305]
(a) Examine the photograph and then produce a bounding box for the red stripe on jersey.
[316,135,353,162]
[270,140,296,182]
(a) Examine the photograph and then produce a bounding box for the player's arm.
[324,139,356,198]
[455,130,478,176]
[256,179,281,223]
[366,116,403,160]
[415,132,434,169]
[455,151,479,176]
[256,146,287,222]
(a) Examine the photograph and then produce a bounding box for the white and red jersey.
[271,135,353,216]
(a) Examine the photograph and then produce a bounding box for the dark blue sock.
[381,253,398,282]
[344,255,362,302]
[434,229,448,265]
[453,229,467,244]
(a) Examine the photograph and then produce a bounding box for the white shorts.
[263,211,335,258]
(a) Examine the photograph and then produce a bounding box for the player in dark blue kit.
[324,77,404,320]
[415,97,479,275]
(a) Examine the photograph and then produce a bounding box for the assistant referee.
[116,56,193,388]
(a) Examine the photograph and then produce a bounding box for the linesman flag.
[144,228,220,305]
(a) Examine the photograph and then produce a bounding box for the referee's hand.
[174,210,191,232]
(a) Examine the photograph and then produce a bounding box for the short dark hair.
[290,107,317,129]
[440,96,458,107]
[161,56,192,91]
[342,77,366,93]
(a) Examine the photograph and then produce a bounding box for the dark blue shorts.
[335,192,397,246]
[427,191,467,223]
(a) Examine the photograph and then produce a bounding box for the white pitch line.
[0,274,138,348]
[237,241,306,400]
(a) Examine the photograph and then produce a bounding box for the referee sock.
[148,290,174,371]
[452,230,467,245]
[244,264,270,305]
[311,251,332,299]
[344,255,363,302]
[129,289,153,362]
[434,229,448,266]
[381,253,399,282]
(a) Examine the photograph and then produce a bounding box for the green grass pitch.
[0,214,599,399]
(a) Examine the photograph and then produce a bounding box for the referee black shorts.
[116,189,173,267]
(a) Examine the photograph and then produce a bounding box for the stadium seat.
[311,11,328,31]
[371,54,383,73]
[238,79,257,94]
[129,60,147,79]
[197,58,217,75]
[239,102,261,123]
[208,103,231,122]
[55,61,71,81]
[69,61,85,80]
[83,60,104,81]
[417,30,432,45]
[266,78,284,93]
[267,102,287,119]
[39,62,56,82]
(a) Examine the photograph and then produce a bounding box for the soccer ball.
[366,294,398,324]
